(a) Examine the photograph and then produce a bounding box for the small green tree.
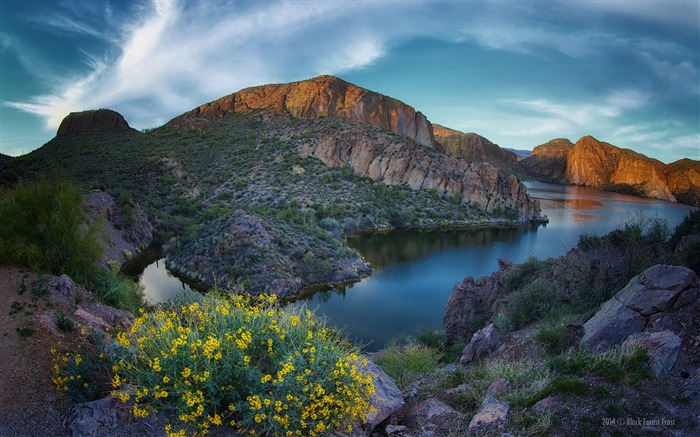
[0,179,103,279]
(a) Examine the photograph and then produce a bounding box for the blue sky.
[1,0,698,163]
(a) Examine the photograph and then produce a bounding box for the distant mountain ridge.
[521,135,700,205]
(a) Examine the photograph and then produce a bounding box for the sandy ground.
[0,267,67,437]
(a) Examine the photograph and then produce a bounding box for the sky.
[1,0,698,163]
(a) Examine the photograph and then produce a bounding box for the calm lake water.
[136,182,696,350]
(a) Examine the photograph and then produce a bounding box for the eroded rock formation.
[299,130,541,220]
[521,135,700,205]
[57,109,132,136]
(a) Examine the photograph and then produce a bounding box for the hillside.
[432,124,519,172]
[4,76,543,296]
[521,135,700,205]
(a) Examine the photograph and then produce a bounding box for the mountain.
[5,75,543,296]
[432,124,518,171]
[168,75,435,147]
[521,135,700,205]
[502,148,531,160]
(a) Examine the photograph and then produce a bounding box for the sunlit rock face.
[521,135,700,205]
[168,75,436,147]
[57,109,132,136]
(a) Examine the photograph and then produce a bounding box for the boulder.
[401,398,465,436]
[622,331,682,376]
[444,259,513,342]
[460,324,501,365]
[468,395,509,434]
[48,275,86,306]
[363,360,404,431]
[582,265,699,350]
[66,395,131,437]
[532,395,563,415]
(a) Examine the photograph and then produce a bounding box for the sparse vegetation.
[376,343,441,390]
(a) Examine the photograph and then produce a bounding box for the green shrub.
[108,293,374,437]
[671,209,700,247]
[83,268,144,313]
[377,343,440,390]
[503,256,543,293]
[534,318,579,355]
[577,232,602,250]
[505,278,558,329]
[0,179,103,278]
[493,312,514,333]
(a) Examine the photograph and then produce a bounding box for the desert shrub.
[504,278,558,329]
[108,293,374,436]
[671,209,700,247]
[376,343,440,390]
[82,268,144,313]
[493,311,514,333]
[0,179,103,278]
[415,329,465,364]
[534,318,579,355]
[503,256,543,293]
[577,232,602,250]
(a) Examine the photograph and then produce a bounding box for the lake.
[136,182,696,350]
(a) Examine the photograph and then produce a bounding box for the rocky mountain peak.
[168,76,436,147]
[56,109,132,136]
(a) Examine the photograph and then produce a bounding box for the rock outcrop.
[57,109,133,136]
[444,259,514,341]
[521,135,700,205]
[363,361,405,432]
[82,191,154,267]
[433,124,518,169]
[165,210,371,296]
[580,264,700,377]
[460,323,502,365]
[299,130,542,221]
[168,75,435,147]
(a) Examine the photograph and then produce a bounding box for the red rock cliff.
[521,135,700,205]
[433,124,517,168]
[168,75,436,147]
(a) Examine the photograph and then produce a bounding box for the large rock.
[363,360,405,431]
[582,265,699,350]
[57,109,132,136]
[83,191,155,266]
[66,395,131,437]
[444,259,513,342]
[622,331,682,376]
[460,324,502,365]
[401,398,465,435]
[468,395,509,434]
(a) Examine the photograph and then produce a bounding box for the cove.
[134,182,696,350]
[288,182,696,350]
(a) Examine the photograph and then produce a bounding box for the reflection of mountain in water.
[347,225,541,268]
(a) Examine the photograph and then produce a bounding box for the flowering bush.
[108,292,374,436]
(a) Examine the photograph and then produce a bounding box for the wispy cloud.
[3,0,697,164]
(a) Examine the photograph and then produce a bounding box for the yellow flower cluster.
[107,292,375,437]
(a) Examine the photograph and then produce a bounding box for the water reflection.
[347,225,540,268]
[135,182,697,350]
